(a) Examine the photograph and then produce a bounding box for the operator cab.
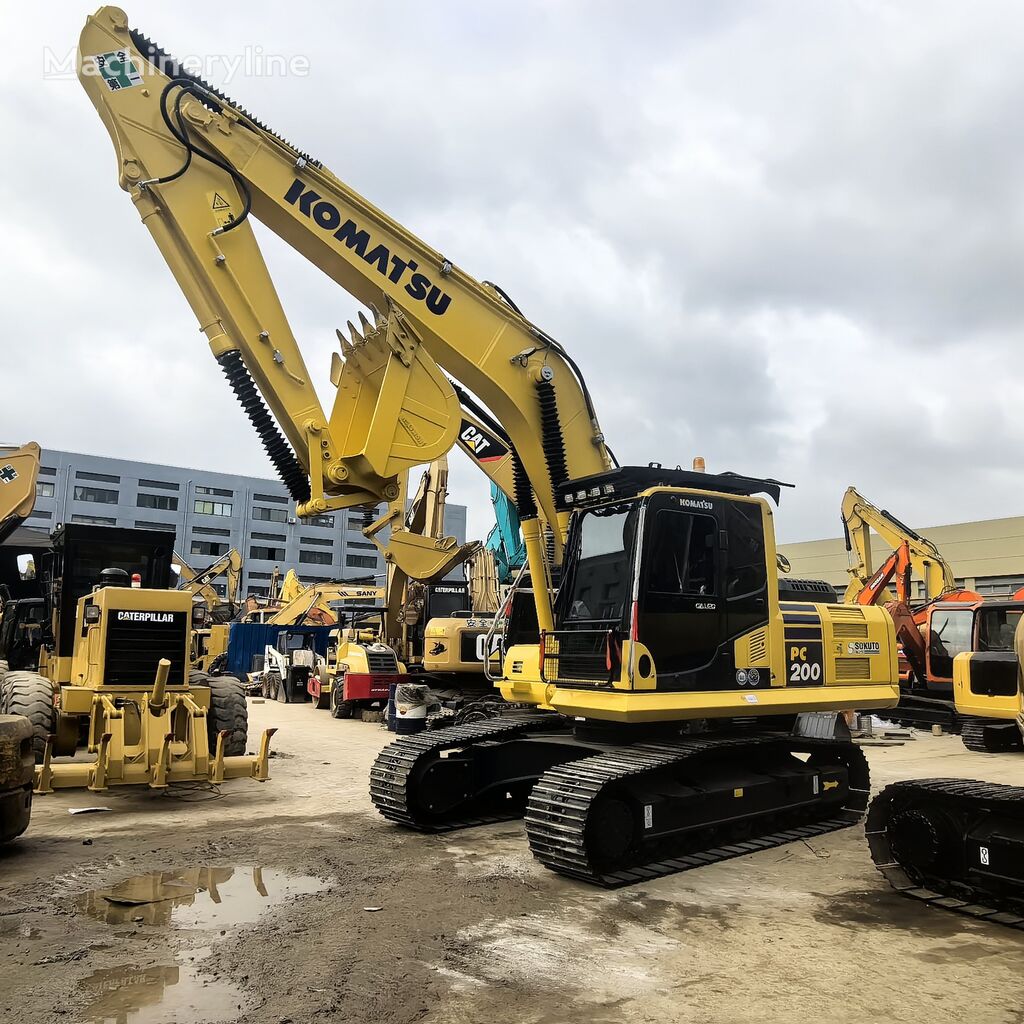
[553,472,776,690]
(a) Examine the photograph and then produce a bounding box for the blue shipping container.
[226,622,333,680]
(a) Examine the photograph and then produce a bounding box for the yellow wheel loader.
[0,523,273,793]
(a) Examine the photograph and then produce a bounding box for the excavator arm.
[77,12,609,538]
[173,547,242,614]
[841,487,958,604]
[0,443,41,546]
[78,9,610,632]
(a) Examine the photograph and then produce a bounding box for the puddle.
[75,867,324,1022]
[76,866,323,929]
[80,957,244,1024]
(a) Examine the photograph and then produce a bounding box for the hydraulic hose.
[217,350,310,503]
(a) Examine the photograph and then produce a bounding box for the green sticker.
[91,50,143,92]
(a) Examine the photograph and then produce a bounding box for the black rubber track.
[370,714,566,831]
[525,735,870,887]
[961,719,1023,753]
[867,778,1024,931]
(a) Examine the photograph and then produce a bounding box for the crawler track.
[526,736,869,886]
[867,778,1024,930]
[369,714,566,831]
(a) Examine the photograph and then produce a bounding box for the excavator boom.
[841,486,960,604]
[77,12,610,556]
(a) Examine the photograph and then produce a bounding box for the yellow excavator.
[172,546,243,673]
[841,487,963,605]
[78,9,900,884]
[173,547,243,618]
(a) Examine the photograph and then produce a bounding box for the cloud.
[3,0,1024,550]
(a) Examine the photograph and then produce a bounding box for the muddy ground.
[1,703,1023,1024]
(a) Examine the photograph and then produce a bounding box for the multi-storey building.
[26,449,467,597]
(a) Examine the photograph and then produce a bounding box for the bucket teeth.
[369,302,384,326]
[358,311,373,335]
[346,320,363,346]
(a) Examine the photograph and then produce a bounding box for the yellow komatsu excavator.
[78,9,899,884]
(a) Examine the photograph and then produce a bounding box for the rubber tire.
[201,673,248,758]
[0,660,8,711]
[265,671,283,702]
[4,671,55,762]
[331,680,354,720]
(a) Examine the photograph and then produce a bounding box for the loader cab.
[44,524,176,684]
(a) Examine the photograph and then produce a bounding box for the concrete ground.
[1,701,1023,1024]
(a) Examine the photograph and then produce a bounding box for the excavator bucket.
[378,530,481,584]
[0,443,42,546]
[329,305,460,482]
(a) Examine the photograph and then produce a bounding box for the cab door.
[637,497,724,684]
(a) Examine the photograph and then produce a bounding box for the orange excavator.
[838,488,1024,735]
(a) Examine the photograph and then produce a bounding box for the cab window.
[646,510,716,599]
[928,608,973,678]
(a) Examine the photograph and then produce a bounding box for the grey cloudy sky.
[3,1,1024,547]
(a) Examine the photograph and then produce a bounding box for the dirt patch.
[4,705,1024,1024]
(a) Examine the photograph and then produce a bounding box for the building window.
[250,545,285,561]
[39,466,56,476]
[305,513,335,528]
[194,499,232,517]
[27,509,51,521]
[253,492,289,505]
[137,492,178,511]
[248,586,269,597]
[252,506,288,523]
[300,535,333,547]
[135,520,177,532]
[346,554,377,569]
[139,478,179,491]
[248,572,273,581]
[191,540,228,557]
[193,526,231,537]
[196,485,233,498]
[74,485,118,505]
[300,550,333,565]
[36,481,55,498]
[348,541,376,551]
[72,514,116,526]
[76,470,120,483]
[251,531,286,542]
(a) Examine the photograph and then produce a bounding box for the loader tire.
[0,661,8,710]
[4,672,55,762]
[201,673,248,758]
[0,714,33,844]
[264,671,282,702]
